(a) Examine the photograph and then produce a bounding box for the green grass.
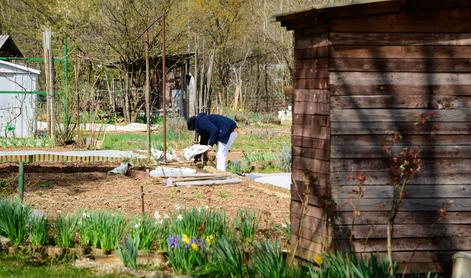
[103,131,192,151]
[0,254,124,278]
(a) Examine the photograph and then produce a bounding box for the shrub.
[28,214,50,247]
[233,209,259,243]
[276,145,291,172]
[116,235,139,269]
[202,237,247,277]
[56,214,78,248]
[0,198,31,245]
[129,215,158,250]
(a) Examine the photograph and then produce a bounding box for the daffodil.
[177,214,183,221]
[191,242,199,251]
[205,234,215,246]
[313,254,323,265]
[182,234,191,245]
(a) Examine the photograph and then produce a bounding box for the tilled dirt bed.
[0,163,290,228]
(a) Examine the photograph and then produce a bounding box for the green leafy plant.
[28,214,50,247]
[275,222,291,243]
[250,240,297,278]
[129,215,158,250]
[166,234,208,275]
[0,198,31,245]
[116,235,140,269]
[308,253,393,278]
[202,236,247,277]
[234,209,259,243]
[78,210,126,251]
[276,145,291,172]
[170,207,228,239]
[56,214,78,248]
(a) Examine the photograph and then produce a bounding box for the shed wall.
[0,63,38,137]
[290,3,471,273]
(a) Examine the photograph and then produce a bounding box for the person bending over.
[187,113,238,172]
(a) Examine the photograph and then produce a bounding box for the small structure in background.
[0,60,40,137]
[0,35,23,57]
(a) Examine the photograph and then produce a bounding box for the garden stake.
[18,161,24,202]
[140,185,145,215]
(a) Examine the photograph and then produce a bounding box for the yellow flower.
[313,254,323,265]
[182,234,191,245]
[191,242,199,251]
[205,235,216,246]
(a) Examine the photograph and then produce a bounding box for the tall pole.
[145,30,152,160]
[42,31,51,137]
[63,38,70,129]
[162,15,167,162]
[75,55,81,145]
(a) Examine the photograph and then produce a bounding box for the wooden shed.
[276,0,471,273]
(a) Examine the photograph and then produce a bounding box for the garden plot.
[0,163,289,227]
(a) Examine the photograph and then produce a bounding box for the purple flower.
[167,235,181,249]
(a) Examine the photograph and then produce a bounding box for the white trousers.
[216,131,237,172]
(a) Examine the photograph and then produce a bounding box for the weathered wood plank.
[334,224,471,239]
[294,46,329,59]
[296,67,330,79]
[292,124,330,139]
[333,171,471,185]
[331,45,471,59]
[293,89,330,103]
[293,169,330,187]
[329,32,471,46]
[334,198,471,212]
[295,78,329,90]
[332,134,471,146]
[330,58,471,73]
[291,200,327,219]
[295,35,329,50]
[332,185,471,199]
[331,145,471,159]
[330,72,471,86]
[335,237,471,252]
[331,95,471,109]
[330,85,471,96]
[332,211,471,225]
[293,146,329,161]
[331,18,471,33]
[331,158,471,173]
[295,58,329,72]
[293,136,330,150]
[293,156,329,174]
[331,109,471,122]
[293,101,329,115]
[293,114,329,127]
[332,121,471,135]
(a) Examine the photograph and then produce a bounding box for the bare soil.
[0,163,290,228]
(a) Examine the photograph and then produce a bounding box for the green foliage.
[77,210,126,251]
[129,215,158,250]
[166,234,208,275]
[170,207,228,238]
[28,214,50,247]
[56,214,78,248]
[276,144,292,172]
[308,253,394,278]
[250,240,297,278]
[228,160,252,175]
[0,137,54,148]
[0,198,31,245]
[116,235,139,269]
[275,222,291,243]
[202,236,247,277]
[233,209,259,243]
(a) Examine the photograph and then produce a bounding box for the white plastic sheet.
[183,144,211,161]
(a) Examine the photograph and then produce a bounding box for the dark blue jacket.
[195,113,237,146]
